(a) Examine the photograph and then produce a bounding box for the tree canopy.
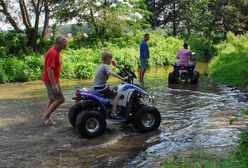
[0,0,247,51]
[144,0,248,38]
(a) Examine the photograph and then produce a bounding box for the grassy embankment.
[209,32,248,89]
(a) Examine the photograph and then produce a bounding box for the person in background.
[94,51,128,120]
[176,43,193,65]
[139,33,150,85]
[42,35,68,126]
[175,43,194,78]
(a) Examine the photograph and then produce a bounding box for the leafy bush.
[37,37,54,54]
[0,60,8,83]
[188,35,216,61]
[209,32,248,88]
[75,62,96,79]
[23,55,44,80]
[0,31,53,59]
[61,60,76,79]
[0,31,31,58]
[2,57,28,82]
[0,31,221,82]
[69,31,183,68]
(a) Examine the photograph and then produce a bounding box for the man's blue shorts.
[140,59,148,69]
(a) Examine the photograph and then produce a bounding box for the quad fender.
[118,89,137,107]
[125,91,139,114]
[77,91,112,108]
[118,90,139,122]
[118,83,147,95]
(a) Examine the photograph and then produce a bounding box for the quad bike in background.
[168,63,200,84]
[168,52,200,84]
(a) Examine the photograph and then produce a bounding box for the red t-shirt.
[42,47,62,83]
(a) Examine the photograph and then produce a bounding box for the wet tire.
[68,101,96,128]
[76,111,106,138]
[132,105,161,133]
[168,72,176,84]
[191,71,200,84]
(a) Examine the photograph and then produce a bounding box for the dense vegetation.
[1,0,247,52]
[0,31,185,83]
[144,0,248,37]
[209,32,248,89]
[0,0,247,84]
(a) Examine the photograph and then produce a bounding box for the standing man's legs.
[139,59,147,85]
[42,99,64,121]
[43,99,54,119]
[42,83,65,125]
[139,68,146,84]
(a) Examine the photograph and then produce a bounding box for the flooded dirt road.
[0,63,247,168]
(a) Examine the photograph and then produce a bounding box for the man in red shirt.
[42,35,67,125]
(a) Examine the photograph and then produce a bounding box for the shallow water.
[0,63,247,168]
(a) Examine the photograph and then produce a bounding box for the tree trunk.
[33,0,41,34]
[0,0,21,32]
[19,0,32,28]
[90,8,99,35]
[186,20,191,36]
[26,28,37,50]
[0,0,52,51]
[172,2,177,36]
[42,0,49,37]
[2,12,21,32]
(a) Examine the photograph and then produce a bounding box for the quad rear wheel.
[68,100,98,128]
[76,111,106,138]
[191,71,200,84]
[168,72,176,84]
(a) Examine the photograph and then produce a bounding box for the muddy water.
[0,63,247,168]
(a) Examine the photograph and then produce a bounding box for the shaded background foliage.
[0,0,248,84]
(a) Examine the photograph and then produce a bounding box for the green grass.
[163,144,248,168]
[209,32,248,89]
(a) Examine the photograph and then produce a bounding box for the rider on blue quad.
[69,52,161,138]
[175,43,195,78]
[93,51,128,120]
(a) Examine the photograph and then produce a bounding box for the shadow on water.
[0,63,248,167]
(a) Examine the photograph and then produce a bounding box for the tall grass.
[209,32,248,88]
[0,31,184,83]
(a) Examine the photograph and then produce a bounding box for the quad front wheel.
[132,105,161,133]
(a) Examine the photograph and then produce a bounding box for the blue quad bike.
[168,63,200,84]
[68,65,161,138]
